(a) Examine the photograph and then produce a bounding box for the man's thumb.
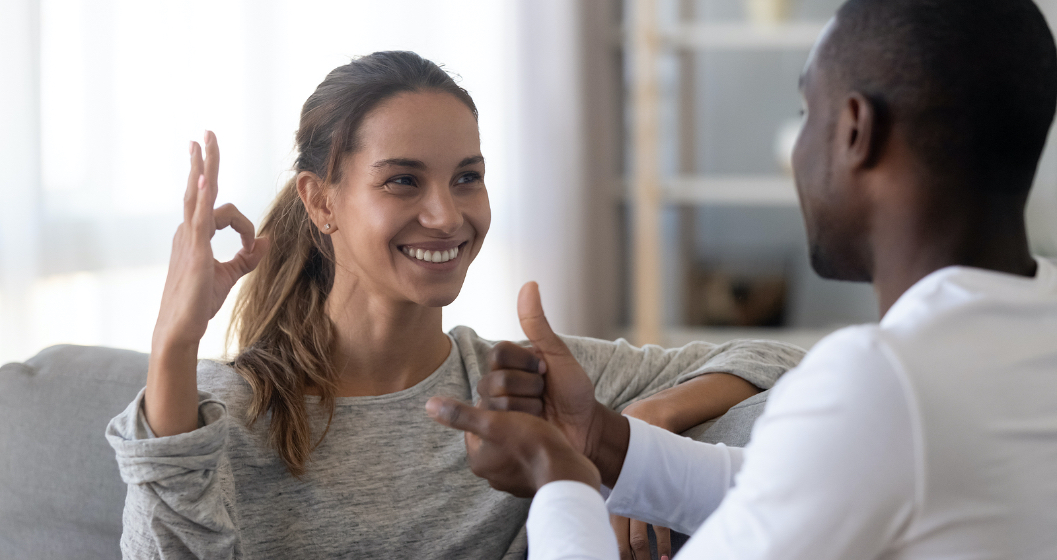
[518,282,571,359]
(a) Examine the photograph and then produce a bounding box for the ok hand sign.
[154,131,269,348]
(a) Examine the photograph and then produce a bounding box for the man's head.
[792,0,1057,281]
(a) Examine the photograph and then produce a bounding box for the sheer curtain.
[0,0,592,364]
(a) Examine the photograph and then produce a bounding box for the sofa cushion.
[0,345,147,560]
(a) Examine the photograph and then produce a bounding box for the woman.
[107,51,803,559]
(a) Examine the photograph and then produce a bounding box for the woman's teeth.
[402,245,460,263]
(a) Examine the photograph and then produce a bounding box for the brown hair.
[228,51,478,476]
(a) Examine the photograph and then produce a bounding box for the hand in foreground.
[478,283,611,455]
[425,397,601,497]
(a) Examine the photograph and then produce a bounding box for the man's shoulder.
[772,325,902,405]
[804,324,890,367]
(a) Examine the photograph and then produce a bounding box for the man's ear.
[296,171,336,233]
[838,92,883,169]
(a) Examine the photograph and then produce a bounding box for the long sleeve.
[672,329,916,559]
[105,388,241,560]
[605,417,743,535]
[525,417,740,560]
[561,336,805,410]
[527,482,618,560]
[525,328,918,560]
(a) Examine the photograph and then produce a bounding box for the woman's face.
[326,91,490,308]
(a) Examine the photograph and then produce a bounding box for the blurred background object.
[745,0,796,25]
[2,0,1057,364]
[621,0,1057,350]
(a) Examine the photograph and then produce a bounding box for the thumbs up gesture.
[428,282,632,494]
[477,282,602,454]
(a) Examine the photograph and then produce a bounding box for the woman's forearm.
[621,372,760,434]
[144,336,202,437]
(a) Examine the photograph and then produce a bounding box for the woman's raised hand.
[144,131,269,437]
[154,131,269,348]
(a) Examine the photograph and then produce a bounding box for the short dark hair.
[824,0,1057,194]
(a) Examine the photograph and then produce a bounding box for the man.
[427,0,1057,558]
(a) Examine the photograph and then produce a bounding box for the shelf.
[662,326,839,350]
[663,175,799,206]
[664,22,826,51]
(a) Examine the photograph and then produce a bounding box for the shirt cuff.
[105,387,230,485]
[528,481,618,560]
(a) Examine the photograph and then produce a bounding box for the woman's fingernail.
[189,141,194,155]
[661,556,669,560]
[538,359,547,375]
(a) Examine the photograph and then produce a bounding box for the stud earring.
[324,223,331,230]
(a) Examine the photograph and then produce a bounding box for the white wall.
[0,0,593,363]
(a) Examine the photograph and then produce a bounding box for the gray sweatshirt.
[106,326,804,559]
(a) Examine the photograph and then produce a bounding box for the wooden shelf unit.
[626,0,827,346]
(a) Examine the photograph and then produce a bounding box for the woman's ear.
[296,171,336,233]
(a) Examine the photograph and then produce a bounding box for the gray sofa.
[0,344,770,559]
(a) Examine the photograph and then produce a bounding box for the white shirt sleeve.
[527,481,619,560]
[676,328,917,559]
[524,327,917,560]
[606,417,744,535]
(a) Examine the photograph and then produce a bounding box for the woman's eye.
[456,172,482,185]
[387,176,417,189]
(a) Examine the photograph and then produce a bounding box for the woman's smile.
[399,241,468,269]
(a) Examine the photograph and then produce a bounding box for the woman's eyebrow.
[372,158,427,170]
[371,155,484,171]
[457,155,485,168]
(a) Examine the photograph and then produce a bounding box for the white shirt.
[527,260,1057,559]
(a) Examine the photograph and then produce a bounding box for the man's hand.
[515,282,601,453]
[476,282,632,486]
[425,397,601,497]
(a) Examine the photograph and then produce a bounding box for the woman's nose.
[419,184,463,235]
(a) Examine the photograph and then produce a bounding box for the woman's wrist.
[151,319,202,358]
